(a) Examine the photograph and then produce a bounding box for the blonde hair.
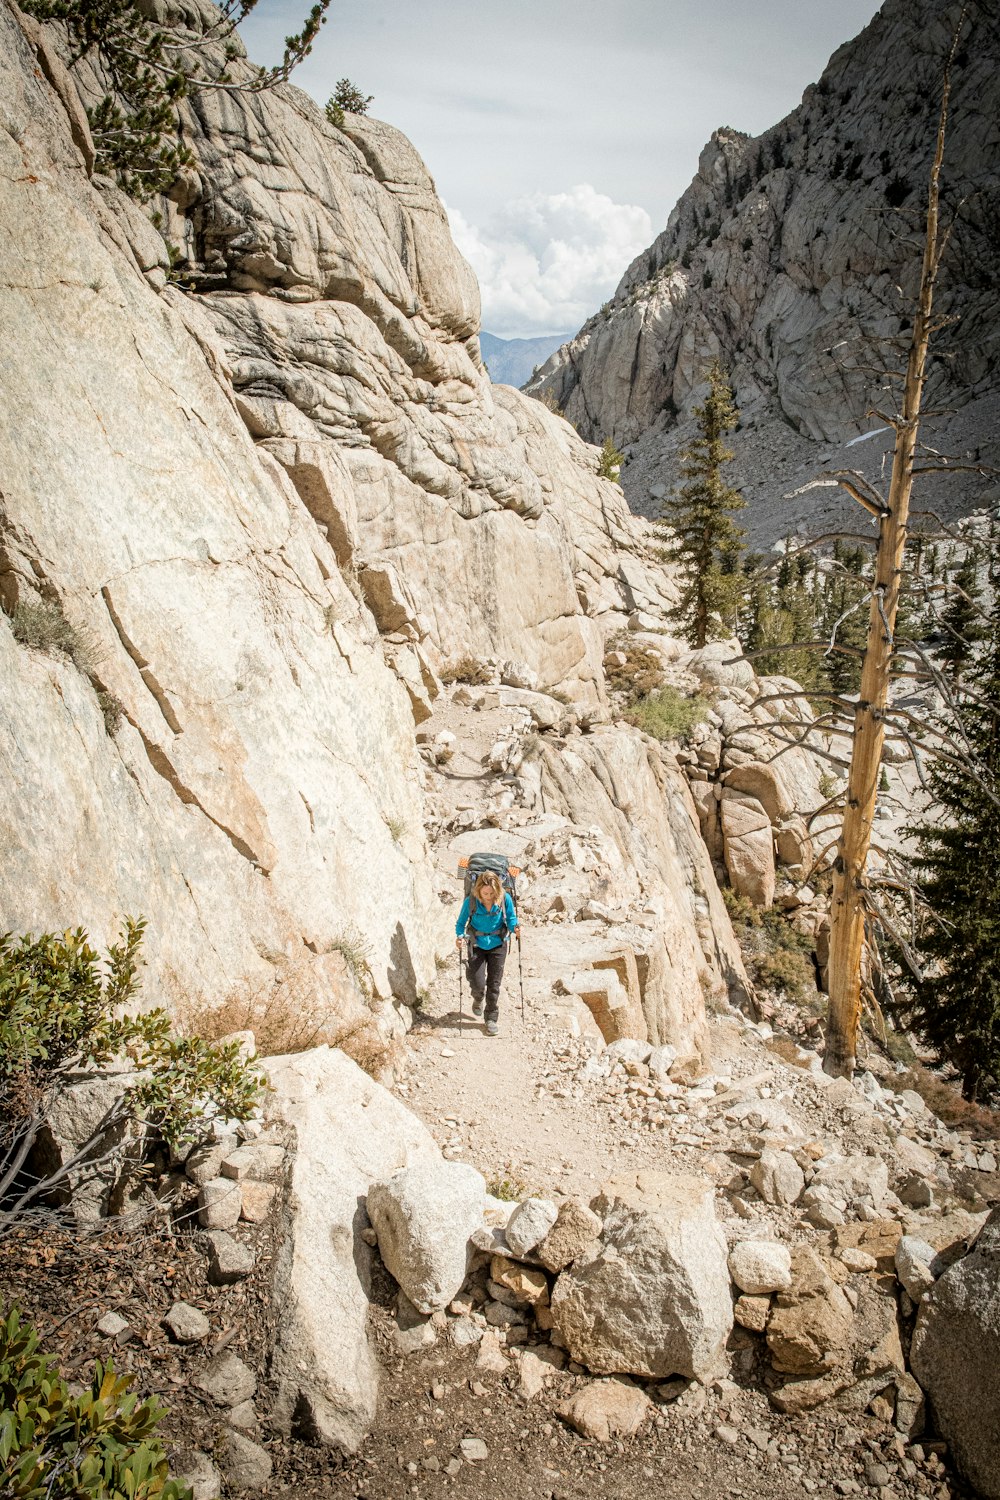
[473,872,503,904]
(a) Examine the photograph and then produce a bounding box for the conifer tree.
[819,541,869,695]
[657,362,745,648]
[23,0,330,199]
[939,547,986,680]
[903,593,1000,1101]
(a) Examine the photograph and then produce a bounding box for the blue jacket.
[456,893,517,949]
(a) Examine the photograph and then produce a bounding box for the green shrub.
[625,686,709,745]
[325,78,373,128]
[604,642,665,699]
[96,691,124,736]
[330,926,374,1000]
[597,436,625,482]
[0,921,262,1225]
[723,890,817,1003]
[0,1305,191,1500]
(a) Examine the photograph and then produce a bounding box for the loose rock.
[368,1159,486,1314]
[559,1377,652,1442]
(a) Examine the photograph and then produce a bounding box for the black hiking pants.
[466,941,508,1021]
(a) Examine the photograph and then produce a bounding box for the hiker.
[455,870,518,1035]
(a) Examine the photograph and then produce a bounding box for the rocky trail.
[337,679,1000,1500]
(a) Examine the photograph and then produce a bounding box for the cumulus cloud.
[447,184,653,340]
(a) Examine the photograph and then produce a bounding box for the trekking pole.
[516,928,525,1025]
[457,941,464,1038]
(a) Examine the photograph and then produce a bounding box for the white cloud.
[447,184,653,340]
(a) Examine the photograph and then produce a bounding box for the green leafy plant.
[330,926,374,1000]
[324,77,373,128]
[0,1305,191,1499]
[0,921,262,1228]
[624,686,709,745]
[22,0,331,200]
[723,890,817,1003]
[596,436,625,482]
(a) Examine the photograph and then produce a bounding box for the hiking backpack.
[458,851,520,938]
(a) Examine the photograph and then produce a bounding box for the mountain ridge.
[527,0,1000,547]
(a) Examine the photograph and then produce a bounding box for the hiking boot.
[485,1019,499,1037]
[471,996,484,1018]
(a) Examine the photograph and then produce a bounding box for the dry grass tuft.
[440,655,492,686]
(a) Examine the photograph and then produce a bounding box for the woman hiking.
[455,870,518,1036]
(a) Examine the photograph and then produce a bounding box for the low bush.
[603,642,665,700]
[0,1304,191,1500]
[597,437,625,482]
[0,921,262,1227]
[723,890,817,1004]
[331,926,375,1000]
[11,601,101,676]
[486,1166,536,1202]
[625,686,709,745]
[440,656,492,686]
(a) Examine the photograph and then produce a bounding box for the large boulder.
[720,792,775,908]
[263,1046,440,1452]
[722,763,793,826]
[910,1209,1000,1499]
[810,1154,889,1211]
[549,1171,732,1382]
[368,1159,486,1314]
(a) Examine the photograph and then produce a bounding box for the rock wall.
[55,2,662,699]
[528,0,1000,547]
[0,0,686,1036]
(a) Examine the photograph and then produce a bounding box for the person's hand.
[455,937,464,951]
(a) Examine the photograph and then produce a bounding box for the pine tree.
[903,593,1000,1101]
[657,362,745,648]
[938,547,986,681]
[819,541,869,695]
[23,0,330,199]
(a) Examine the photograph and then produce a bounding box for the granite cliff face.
[528,0,1000,546]
[0,0,713,1048]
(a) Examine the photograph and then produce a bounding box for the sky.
[239,0,883,338]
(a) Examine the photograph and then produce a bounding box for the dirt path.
[399,685,744,1200]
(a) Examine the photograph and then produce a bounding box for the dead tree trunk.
[823,51,957,1078]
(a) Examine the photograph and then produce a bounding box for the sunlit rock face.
[528,0,1000,547]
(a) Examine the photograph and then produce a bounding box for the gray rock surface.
[368,1159,486,1314]
[0,0,686,1058]
[202,1229,255,1285]
[504,1197,558,1259]
[750,1150,804,1207]
[217,1430,273,1490]
[172,1449,222,1500]
[528,0,1000,548]
[550,1170,732,1381]
[194,1352,257,1408]
[164,1301,211,1343]
[197,1178,242,1231]
[911,1208,1000,1499]
[728,1240,792,1295]
[537,1198,604,1273]
[263,1046,440,1451]
[558,1377,652,1442]
[894,1236,938,1302]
